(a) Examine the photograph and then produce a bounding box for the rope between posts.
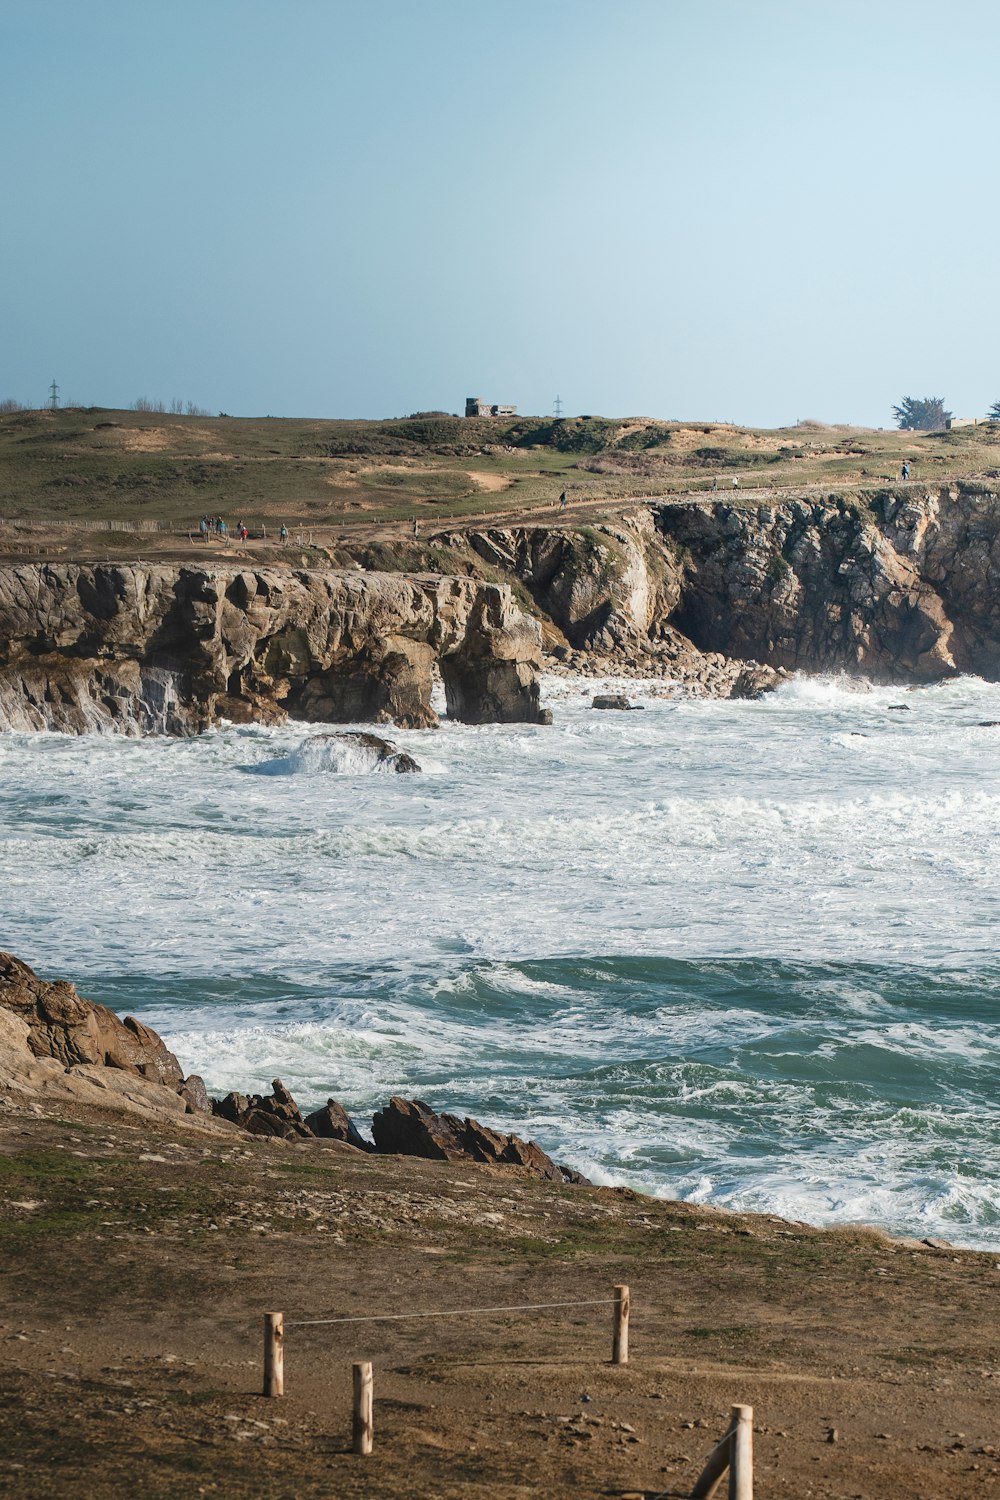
[286,1297,616,1327]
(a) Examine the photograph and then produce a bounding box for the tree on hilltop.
[893,396,952,431]
[988,400,1000,422]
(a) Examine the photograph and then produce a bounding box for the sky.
[2,0,999,427]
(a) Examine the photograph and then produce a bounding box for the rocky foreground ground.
[1,957,999,1499]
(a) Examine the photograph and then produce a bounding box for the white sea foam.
[5,673,1000,1245]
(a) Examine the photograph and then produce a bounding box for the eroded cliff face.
[0,565,547,734]
[656,486,1000,681]
[429,484,1000,687]
[4,486,997,735]
[430,510,783,697]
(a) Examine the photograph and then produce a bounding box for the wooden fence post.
[612,1284,629,1365]
[263,1312,284,1397]
[729,1404,753,1500]
[353,1360,374,1455]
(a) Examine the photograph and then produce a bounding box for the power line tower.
[49,380,59,411]
[553,394,563,419]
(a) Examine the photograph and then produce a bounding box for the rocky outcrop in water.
[321,732,420,772]
[0,565,547,734]
[592,694,641,711]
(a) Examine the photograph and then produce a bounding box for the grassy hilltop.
[2,406,1000,539]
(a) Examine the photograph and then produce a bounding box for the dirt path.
[1,1108,997,1498]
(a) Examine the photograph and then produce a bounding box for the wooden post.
[353,1360,374,1455]
[263,1312,284,1397]
[729,1404,753,1500]
[612,1283,629,1365]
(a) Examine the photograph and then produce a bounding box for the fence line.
[0,515,165,533]
[286,1296,616,1328]
[259,1287,759,1492]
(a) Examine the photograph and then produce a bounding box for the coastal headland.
[3,410,1000,1496]
[3,409,1000,731]
[1,951,998,1499]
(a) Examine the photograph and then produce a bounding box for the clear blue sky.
[2,0,998,426]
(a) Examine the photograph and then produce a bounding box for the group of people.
[197,516,290,544]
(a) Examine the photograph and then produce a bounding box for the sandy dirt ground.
[1,1104,998,1499]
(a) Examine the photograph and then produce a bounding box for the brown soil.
[466,471,514,492]
[1,1103,997,1499]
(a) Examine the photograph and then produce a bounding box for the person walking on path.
[279,524,288,545]
[901,461,911,480]
[559,491,567,513]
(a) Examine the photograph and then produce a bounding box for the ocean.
[3,672,1000,1247]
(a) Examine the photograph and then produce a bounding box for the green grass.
[2,406,999,532]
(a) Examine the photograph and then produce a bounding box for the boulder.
[592,694,642,711]
[727,664,783,700]
[370,1096,590,1184]
[178,1074,212,1114]
[325,731,420,773]
[0,951,183,1089]
[303,1098,372,1151]
[212,1078,311,1139]
[371,1097,463,1160]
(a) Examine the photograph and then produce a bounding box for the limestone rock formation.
[446,509,680,651]
[432,514,782,697]
[370,1095,590,1184]
[425,487,1000,688]
[654,494,969,681]
[0,565,547,735]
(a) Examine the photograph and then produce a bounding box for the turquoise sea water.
[2,673,1000,1245]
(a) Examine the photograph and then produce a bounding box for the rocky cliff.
[400,483,1000,687]
[0,564,547,734]
[650,486,1000,679]
[4,486,998,736]
[426,510,781,695]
